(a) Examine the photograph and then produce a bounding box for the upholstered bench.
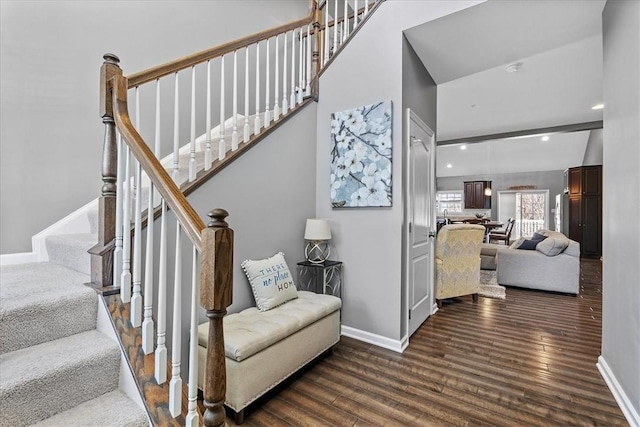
[197,291,341,424]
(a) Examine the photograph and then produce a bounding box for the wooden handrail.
[127,14,314,88]
[111,72,206,249]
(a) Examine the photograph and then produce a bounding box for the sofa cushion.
[241,252,298,311]
[197,291,341,362]
[535,232,570,256]
[517,238,541,250]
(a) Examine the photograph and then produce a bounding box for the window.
[436,191,463,215]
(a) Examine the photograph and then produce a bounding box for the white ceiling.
[403,0,606,176]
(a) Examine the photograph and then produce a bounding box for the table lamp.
[304,219,332,264]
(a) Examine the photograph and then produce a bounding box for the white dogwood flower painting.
[330,101,392,208]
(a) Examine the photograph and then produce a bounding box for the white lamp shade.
[304,219,332,240]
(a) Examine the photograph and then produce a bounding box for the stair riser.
[0,293,97,354]
[0,346,120,427]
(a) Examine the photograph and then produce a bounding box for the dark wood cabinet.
[567,165,602,258]
[464,181,491,209]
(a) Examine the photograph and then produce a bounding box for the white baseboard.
[597,355,640,427]
[341,325,408,353]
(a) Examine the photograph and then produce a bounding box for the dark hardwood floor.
[227,259,628,426]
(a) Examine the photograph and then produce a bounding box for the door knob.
[428,231,436,238]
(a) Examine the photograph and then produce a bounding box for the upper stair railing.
[92,1,382,426]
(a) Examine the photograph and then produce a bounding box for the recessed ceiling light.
[446,163,453,169]
[541,135,550,142]
[460,145,467,150]
[592,103,604,110]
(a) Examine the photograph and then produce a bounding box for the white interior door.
[406,110,435,337]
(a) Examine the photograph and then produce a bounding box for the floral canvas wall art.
[330,101,392,208]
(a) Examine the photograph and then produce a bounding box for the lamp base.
[304,241,330,264]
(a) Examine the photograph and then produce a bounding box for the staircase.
[1,1,383,425]
[0,221,149,426]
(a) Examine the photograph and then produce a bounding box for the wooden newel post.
[89,53,123,290]
[311,0,321,100]
[201,208,234,427]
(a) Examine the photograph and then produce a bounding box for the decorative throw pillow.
[510,237,526,249]
[516,238,540,250]
[536,234,570,256]
[241,252,298,311]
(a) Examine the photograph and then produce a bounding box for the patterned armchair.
[435,224,485,307]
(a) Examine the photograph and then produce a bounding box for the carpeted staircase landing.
[0,215,148,426]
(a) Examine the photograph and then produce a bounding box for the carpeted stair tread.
[0,262,96,354]
[0,330,121,427]
[31,389,149,427]
[45,232,97,274]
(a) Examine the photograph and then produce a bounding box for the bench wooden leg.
[234,409,245,425]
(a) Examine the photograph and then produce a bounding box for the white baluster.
[306,24,311,96]
[113,133,124,289]
[185,247,200,427]
[205,61,213,171]
[274,35,280,120]
[143,80,160,354]
[169,223,182,417]
[231,50,238,151]
[120,145,131,303]
[365,0,369,16]
[219,56,226,160]
[265,38,271,125]
[155,200,168,384]
[290,29,296,109]
[282,31,288,114]
[131,158,142,327]
[244,46,250,143]
[189,66,196,181]
[255,41,262,136]
[343,0,348,43]
[333,0,338,55]
[354,0,359,29]
[298,28,304,104]
[324,3,329,64]
[172,72,180,183]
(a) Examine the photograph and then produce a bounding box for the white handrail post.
[131,156,143,327]
[120,145,131,303]
[274,35,280,120]
[343,0,348,42]
[219,55,226,160]
[113,133,124,289]
[255,41,262,135]
[306,24,311,96]
[172,72,180,183]
[155,200,168,384]
[291,29,296,109]
[265,38,271,125]
[185,247,200,427]
[169,223,183,417]
[333,0,338,56]
[205,61,213,171]
[354,0,359,29]
[189,66,197,182]
[244,46,250,143]
[282,31,288,114]
[231,50,239,151]
[324,3,329,65]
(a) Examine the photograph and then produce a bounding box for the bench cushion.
[198,291,341,362]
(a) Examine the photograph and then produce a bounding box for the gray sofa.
[496,230,580,294]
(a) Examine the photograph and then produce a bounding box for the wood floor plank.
[223,259,627,427]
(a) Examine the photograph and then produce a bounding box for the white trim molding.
[597,355,640,427]
[0,252,39,266]
[341,325,408,353]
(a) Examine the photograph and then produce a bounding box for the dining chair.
[489,218,515,245]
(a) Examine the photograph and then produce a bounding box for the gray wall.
[601,0,640,420]
[314,0,481,342]
[583,128,604,166]
[437,170,564,229]
[0,0,309,254]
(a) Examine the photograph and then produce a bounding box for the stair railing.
[93,1,382,426]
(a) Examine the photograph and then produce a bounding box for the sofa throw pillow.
[241,252,298,311]
[510,237,526,249]
[516,238,540,250]
[536,234,570,256]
